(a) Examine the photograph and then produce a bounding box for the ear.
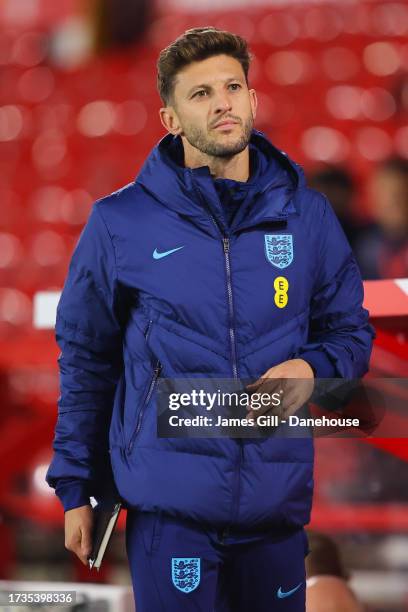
[249,88,258,121]
[159,106,183,135]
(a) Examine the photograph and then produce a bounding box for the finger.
[247,384,286,419]
[281,389,307,418]
[248,400,281,421]
[248,368,285,386]
[80,525,92,560]
[69,540,88,566]
[281,388,299,412]
[260,376,287,395]
[281,381,314,415]
[245,377,263,391]
[247,395,269,420]
[246,369,282,390]
[78,550,90,566]
[247,379,283,407]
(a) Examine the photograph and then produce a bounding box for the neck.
[181,137,250,182]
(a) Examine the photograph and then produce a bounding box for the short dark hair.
[157,26,253,106]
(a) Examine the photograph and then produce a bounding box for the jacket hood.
[136,129,305,233]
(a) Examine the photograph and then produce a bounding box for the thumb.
[246,376,263,390]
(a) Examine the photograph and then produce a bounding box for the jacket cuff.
[298,350,337,379]
[55,480,92,513]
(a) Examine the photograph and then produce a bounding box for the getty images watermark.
[154,378,406,439]
[165,387,359,429]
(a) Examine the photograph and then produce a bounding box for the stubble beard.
[182,115,254,159]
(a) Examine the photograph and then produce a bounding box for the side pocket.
[114,371,127,449]
[136,511,163,557]
[151,511,163,554]
[126,359,162,455]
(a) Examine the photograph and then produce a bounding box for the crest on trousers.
[171,558,201,593]
[264,234,294,269]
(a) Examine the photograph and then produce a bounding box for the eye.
[192,90,207,98]
[229,83,241,91]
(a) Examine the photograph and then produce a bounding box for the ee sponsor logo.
[274,276,289,308]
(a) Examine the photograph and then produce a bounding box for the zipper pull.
[144,319,153,339]
[223,237,230,253]
[154,362,162,375]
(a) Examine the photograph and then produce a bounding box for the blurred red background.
[0,0,407,608]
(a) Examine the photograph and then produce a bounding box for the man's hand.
[64,505,94,566]
[246,359,315,421]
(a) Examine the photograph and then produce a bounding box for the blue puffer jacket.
[46,129,374,530]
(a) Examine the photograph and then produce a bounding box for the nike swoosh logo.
[153,246,184,260]
[277,583,302,599]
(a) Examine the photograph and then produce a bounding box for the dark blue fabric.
[213,144,266,227]
[126,510,309,611]
[46,129,375,526]
[213,177,247,227]
[55,479,91,512]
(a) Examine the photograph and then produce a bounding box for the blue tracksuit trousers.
[126,511,310,611]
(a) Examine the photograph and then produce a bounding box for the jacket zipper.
[144,319,153,340]
[127,360,161,454]
[212,223,242,528]
[205,211,239,381]
[222,237,238,380]
[127,319,161,454]
[188,170,239,380]
[189,172,242,527]
[230,441,244,527]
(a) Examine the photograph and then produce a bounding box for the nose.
[213,91,232,115]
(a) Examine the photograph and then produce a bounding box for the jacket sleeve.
[294,195,375,378]
[45,202,124,511]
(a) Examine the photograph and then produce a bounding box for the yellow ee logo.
[274,276,289,308]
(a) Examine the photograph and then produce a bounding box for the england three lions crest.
[264,234,294,269]
[171,558,201,593]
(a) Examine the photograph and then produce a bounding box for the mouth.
[213,120,239,130]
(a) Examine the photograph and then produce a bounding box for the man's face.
[370,169,408,231]
[161,54,257,158]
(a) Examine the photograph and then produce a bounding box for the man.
[307,166,362,250]
[46,27,374,611]
[353,156,408,279]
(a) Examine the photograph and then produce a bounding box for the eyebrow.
[186,77,244,98]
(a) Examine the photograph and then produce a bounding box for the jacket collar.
[136,129,304,236]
